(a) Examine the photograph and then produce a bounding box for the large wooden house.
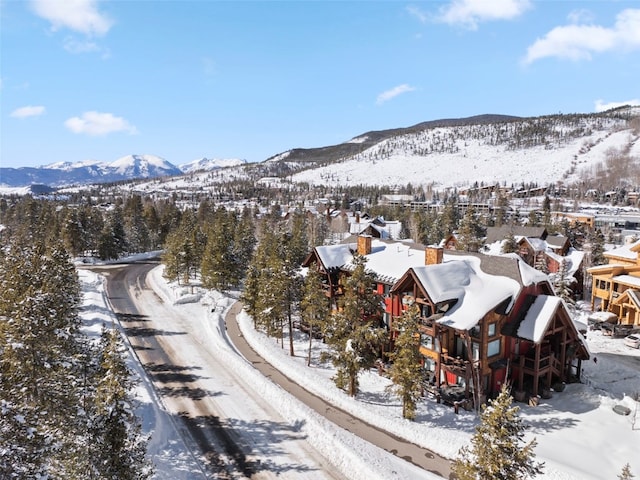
[390,247,588,405]
[587,239,640,326]
[302,235,589,407]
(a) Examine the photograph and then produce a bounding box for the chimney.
[357,235,372,256]
[425,245,443,265]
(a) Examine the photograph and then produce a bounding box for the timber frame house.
[302,235,589,408]
[587,239,640,326]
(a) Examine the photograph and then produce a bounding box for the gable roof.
[485,226,547,244]
[517,295,562,343]
[407,256,522,331]
[604,239,640,262]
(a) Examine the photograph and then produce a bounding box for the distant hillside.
[277,108,640,190]
[266,114,522,168]
[2,109,638,192]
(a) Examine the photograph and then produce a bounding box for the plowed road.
[93,260,452,479]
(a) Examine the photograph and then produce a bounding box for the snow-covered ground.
[78,261,640,480]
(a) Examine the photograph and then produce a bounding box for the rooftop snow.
[413,256,521,331]
[518,295,561,343]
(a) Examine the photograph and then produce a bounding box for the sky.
[1,0,640,169]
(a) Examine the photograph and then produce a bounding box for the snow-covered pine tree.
[553,259,575,308]
[619,463,635,480]
[325,254,387,396]
[534,251,548,274]
[452,383,544,480]
[0,236,88,477]
[386,305,424,420]
[90,327,153,479]
[588,228,606,266]
[501,230,518,254]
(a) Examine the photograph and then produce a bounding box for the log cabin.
[587,239,640,326]
[302,235,589,407]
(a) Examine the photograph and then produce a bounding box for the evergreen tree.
[325,254,387,396]
[452,384,544,480]
[162,210,204,284]
[457,204,483,252]
[301,268,330,366]
[534,251,549,274]
[99,206,128,260]
[619,463,635,480]
[90,327,153,479]
[0,236,88,477]
[501,231,518,254]
[553,259,575,308]
[201,207,236,291]
[542,195,551,228]
[386,305,424,420]
[588,228,606,266]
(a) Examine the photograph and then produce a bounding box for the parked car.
[623,334,640,349]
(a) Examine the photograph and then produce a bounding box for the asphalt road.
[93,260,452,479]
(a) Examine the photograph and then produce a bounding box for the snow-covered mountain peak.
[179,157,247,173]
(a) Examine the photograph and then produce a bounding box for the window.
[421,333,434,350]
[472,342,480,361]
[421,304,432,318]
[487,339,501,358]
[488,323,496,337]
[383,312,390,328]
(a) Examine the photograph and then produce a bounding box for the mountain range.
[0,154,247,189]
[1,108,639,191]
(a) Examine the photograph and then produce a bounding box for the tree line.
[0,210,151,478]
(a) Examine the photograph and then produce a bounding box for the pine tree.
[301,268,330,366]
[325,254,387,396]
[457,204,483,252]
[501,230,518,254]
[386,305,424,420]
[0,236,88,477]
[588,228,606,266]
[452,384,544,480]
[619,463,635,480]
[201,208,235,291]
[90,327,153,479]
[553,259,575,308]
[534,251,549,274]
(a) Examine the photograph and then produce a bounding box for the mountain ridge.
[1,109,638,190]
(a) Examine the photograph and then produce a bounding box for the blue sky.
[1,0,639,169]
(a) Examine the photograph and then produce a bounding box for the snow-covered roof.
[315,244,353,270]
[412,256,521,331]
[524,237,547,252]
[612,274,640,288]
[517,295,561,343]
[604,239,640,261]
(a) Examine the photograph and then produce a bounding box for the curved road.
[93,260,452,479]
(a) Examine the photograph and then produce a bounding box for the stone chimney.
[425,245,443,265]
[357,235,372,256]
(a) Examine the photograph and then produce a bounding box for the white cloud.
[63,37,100,54]
[64,111,138,136]
[438,0,531,30]
[567,9,595,25]
[376,84,416,105]
[406,5,428,24]
[30,0,113,36]
[10,105,46,118]
[594,99,640,112]
[524,8,640,64]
